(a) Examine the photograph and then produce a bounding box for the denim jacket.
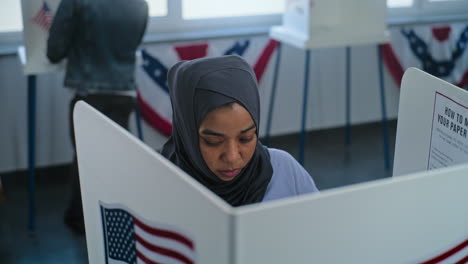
[47,0,148,92]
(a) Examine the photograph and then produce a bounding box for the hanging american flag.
[136,36,279,136]
[32,2,54,31]
[101,204,197,264]
[381,22,468,89]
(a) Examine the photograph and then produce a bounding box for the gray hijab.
[161,55,273,206]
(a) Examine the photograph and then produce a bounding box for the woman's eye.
[240,137,254,143]
[202,138,222,146]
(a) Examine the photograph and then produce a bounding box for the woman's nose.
[223,141,241,163]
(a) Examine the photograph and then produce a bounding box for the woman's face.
[198,103,257,181]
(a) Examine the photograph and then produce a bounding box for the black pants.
[66,93,134,222]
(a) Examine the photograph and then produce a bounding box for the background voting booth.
[20,0,64,74]
[19,0,144,232]
[266,0,391,169]
[270,0,388,49]
[75,67,467,264]
[19,0,64,232]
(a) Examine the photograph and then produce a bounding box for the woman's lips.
[219,168,242,179]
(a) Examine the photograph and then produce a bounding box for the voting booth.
[394,68,468,176]
[19,0,65,232]
[18,0,144,232]
[270,0,389,49]
[266,0,392,168]
[74,65,468,264]
[20,0,65,74]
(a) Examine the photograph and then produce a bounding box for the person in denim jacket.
[47,0,148,235]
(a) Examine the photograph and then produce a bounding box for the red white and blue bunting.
[382,23,468,88]
[136,36,278,136]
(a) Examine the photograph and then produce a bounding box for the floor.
[0,120,397,263]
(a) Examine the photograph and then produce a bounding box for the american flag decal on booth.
[101,204,197,264]
[32,1,54,31]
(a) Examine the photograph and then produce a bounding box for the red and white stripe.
[419,239,468,264]
[32,5,53,31]
[134,217,196,264]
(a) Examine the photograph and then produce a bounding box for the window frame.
[144,0,282,35]
[2,0,468,49]
[0,32,23,49]
[421,0,468,16]
[388,0,468,20]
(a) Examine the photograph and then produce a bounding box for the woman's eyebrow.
[200,129,224,137]
[240,124,256,134]
[200,124,255,137]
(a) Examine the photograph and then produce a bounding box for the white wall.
[0,38,400,173]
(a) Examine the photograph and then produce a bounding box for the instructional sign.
[428,92,468,170]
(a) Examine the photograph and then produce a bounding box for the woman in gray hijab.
[161,55,318,206]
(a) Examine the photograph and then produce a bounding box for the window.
[1,0,468,41]
[142,0,284,34]
[387,0,414,8]
[387,0,468,18]
[182,0,283,19]
[0,0,23,33]
[0,0,166,34]
[145,0,468,34]
[146,0,168,17]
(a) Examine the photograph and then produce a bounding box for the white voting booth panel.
[74,102,233,264]
[20,0,65,74]
[270,0,388,49]
[75,102,468,264]
[394,68,468,176]
[235,168,468,263]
